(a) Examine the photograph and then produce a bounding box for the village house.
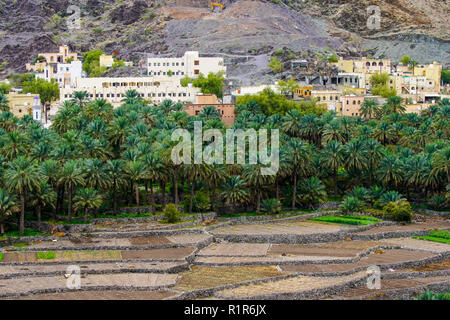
[6,92,41,119]
[184,94,235,126]
[147,51,226,78]
[59,76,201,107]
[26,45,78,72]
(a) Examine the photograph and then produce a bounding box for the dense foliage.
[0,89,448,234]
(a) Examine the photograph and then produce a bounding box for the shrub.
[183,191,210,212]
[37,251,55,260]
[261,198,281,215]
[374,191,405,209]
[382,200,412,222]
[415,291,450,300]
[339,196,365,214]
[427,195,447,210]
[163,203,181,223]
[268,57,283,73]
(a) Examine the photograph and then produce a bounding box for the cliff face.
[0,0,448,80]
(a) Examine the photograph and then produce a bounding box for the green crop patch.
[37,251,55,260]
[413,230,450,244]
[311,215,381,225]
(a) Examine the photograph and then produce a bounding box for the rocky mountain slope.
[0,0,448,84]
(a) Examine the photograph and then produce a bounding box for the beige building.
[339,95,365,117]
[311,90,341,111]
[184,94,235,125]
[60,76,201,107]
[99,55,114,68]
[26,45,78,72]
[6,92,41,118]
[337,57,391,74]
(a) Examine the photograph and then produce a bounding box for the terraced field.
[0,213,449,300]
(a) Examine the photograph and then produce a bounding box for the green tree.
[22,78,60,105]
[0,188,17,234]
[0,93,9,112]
[321,141,345,197]
[31,182,56,231]
[4,157,44,234]
[192,72,225,98]
[220,176,249,215]
[268,57,283,72]
[58,160,85,222]
[74,188,103,223]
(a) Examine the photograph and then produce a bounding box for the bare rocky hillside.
[0,0,448,84]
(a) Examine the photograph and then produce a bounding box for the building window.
[194,69,199,75]
[194,60,199,66]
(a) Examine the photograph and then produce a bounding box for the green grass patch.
[37,251,55,260]
[0,229,44,239]
[46,219,91,225]
[415,291,450,300]
[311,215,381,225]
[12,243,29,248]
[413,230,450,244]
[0,252,3,262]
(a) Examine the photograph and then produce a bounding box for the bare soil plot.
[280,249,436,273]
[173,265,285,292]
[6,289,176,300]
[334,275,450,299]
[0,273,178,296]
[198,243,270,256]
[356,219,450,235]
[120,247,196,260]
[0,262,184,277]
[384,238,450,253]
[215,271,366,298]
[130,237,172,245]
[268,241,390,258]
[212,221,353,236]
[407,259,450,272]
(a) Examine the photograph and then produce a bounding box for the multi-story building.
[311,89,341,111]
[294,85,314,99]
[37,60,83,88]
[26,45,78,72]
[337,57,391,74]
[6,92,41,119]
[147,51,226,78]
[413,62,442,92]
[232,84,280,96]
[60,77,201,107]
[184,94,235,125]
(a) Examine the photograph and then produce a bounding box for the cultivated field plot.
[211,221,354,236]
[1,215,449,300]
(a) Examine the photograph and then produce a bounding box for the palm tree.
[71,91,90,107]
[383,96,405,115]
[360,99,379,119]
[377,155,404,188]
[142,153,164,213]
[282,109,302,136]
[242,163,274,213]
[31,182,56,231]
[106,159,125,214]
[122,90,142,105]
[198,106,221,121]
[364,139,384,185]
[125,160,146,206]
[183,163,210,213]
[220,176,249,215]
[344,139,367,176]
[4,156,44,234]
[74,188,103,223]
[58,160,85,222]
[204,164,227,211]
[432,146,450,184]
[408,59,419,74]
[1,131,29,160]
[286,138,312,209]
[297,177,327,209]
[321,141,344,197]
[322,120,344,144]
[0,188,17,234]
[0,93,9,112]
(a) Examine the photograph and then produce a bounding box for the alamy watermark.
[366,265,381,290]
[171,121,279,175]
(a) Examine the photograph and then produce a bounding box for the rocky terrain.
[0,0,448,85]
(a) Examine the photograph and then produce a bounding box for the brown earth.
[6,290,176,300]
[280,249,436,273]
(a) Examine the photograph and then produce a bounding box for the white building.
[32,96,42,122]
[147,51,226,78]
[60,76,201,107]
[37,60,83,88]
